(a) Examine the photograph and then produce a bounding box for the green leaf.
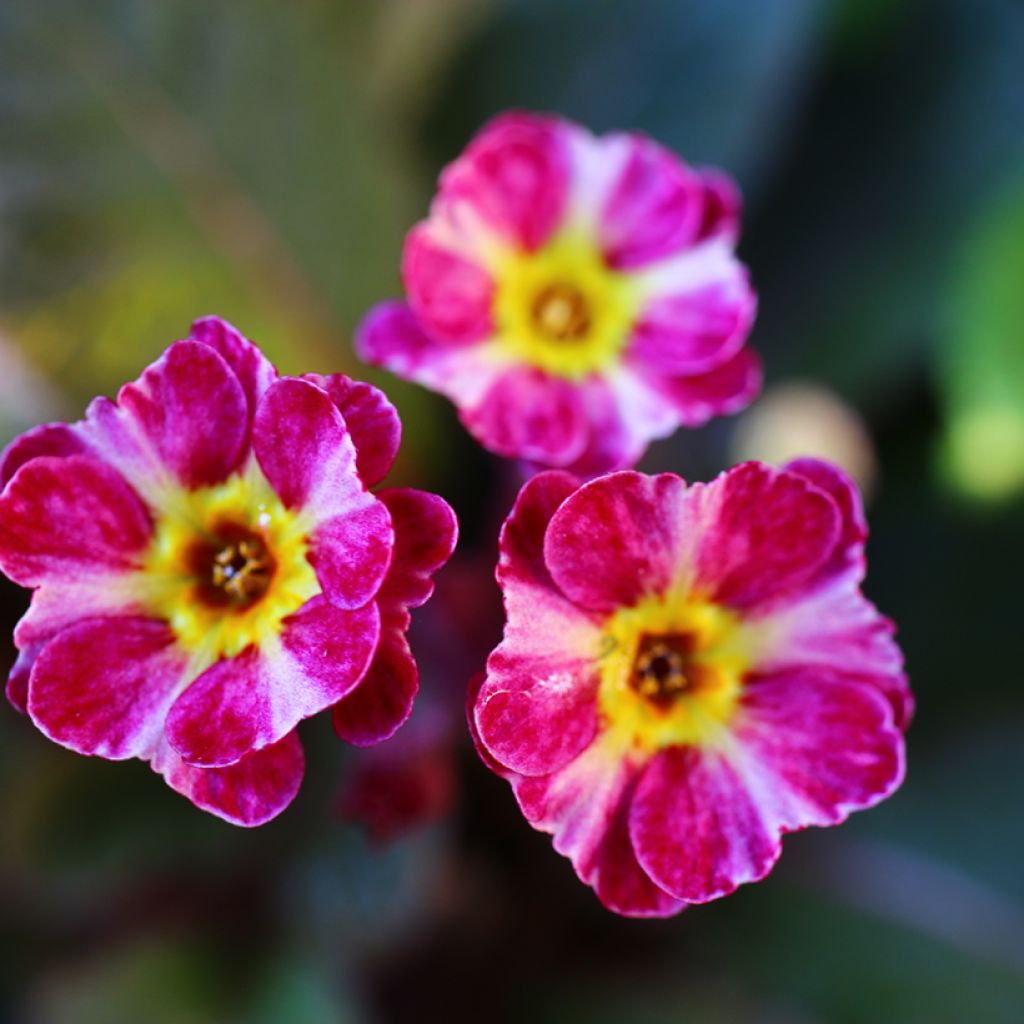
[938,184,1024,501]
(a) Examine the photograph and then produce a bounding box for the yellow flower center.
[492,232,641,380]
[598,594,751,752]
[141,463,319,669]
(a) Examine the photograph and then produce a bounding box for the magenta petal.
[253,377,368,515]
[476,473,603,775]
[759,583,912,730]
[166,597,380,767]
[544,471,690,612]
[78,396,153,494]
[309,501,394,610]
[629,746,779,903]
[497,470,602,655]
[784,458,867,585]
[466,671,511,778]
[510,740,684,918]
[10,575,149,717]
[28,617,188,760]
[165,648,270,767]
[278,596,378,702]
[694,169,742,243]
[153,731,304,827]
[254,378,394,608]
[462,367,589,466]
[737,671,905,822]
[0,455,151,587]
[104,340,249,489]
[332,626,417,747]
[694,461,841,610]
[473,474,602,777]
[475,661,600,776]
[585,774,687,918]
[555,377,647,480]
[600,135,704,269]
[499,471,580,594]
[6,644,39,713]
[356,300,458,372]
[0,422,91,489]
[10,584,148,729]
[14,577,145,651]
[402,225,495,344]
[303,374,401,488]
[189,316,278,420]
[630,673,904,903]
[439,111,569,251]
[331,489,457,747]
[638,345,762,428]
[374,489,459,611]
[356,302,509,426]
[630,274,756,376]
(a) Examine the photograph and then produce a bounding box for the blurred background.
[1,1,1023,1021]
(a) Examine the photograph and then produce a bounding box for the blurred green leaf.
[938,185,1024,502]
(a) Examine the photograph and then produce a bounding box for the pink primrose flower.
[357,111,760,476]
[0,317,457,826]
[469,460,910,916]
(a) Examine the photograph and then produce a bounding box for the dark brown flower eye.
[531,282,592,341]
[189,524,276,609]
[631,632,698,707]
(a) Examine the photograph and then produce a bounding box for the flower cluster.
[358,111,759,476]
[1,109,909,918]
[469,461,910,916]
[0,317,456,825]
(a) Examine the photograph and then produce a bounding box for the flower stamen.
[190,525,276,609]
[531,282,591,342]
[632,633,698,707]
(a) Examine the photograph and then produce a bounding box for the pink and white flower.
[357,111,759,477]
[469,460,909,916]
[0,317,457,826]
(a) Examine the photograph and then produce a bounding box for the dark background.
[1,1,1023,1021]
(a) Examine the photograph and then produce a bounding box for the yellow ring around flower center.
[140,463,319,669]
[493,231,641,380]
[597,594,750,752]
